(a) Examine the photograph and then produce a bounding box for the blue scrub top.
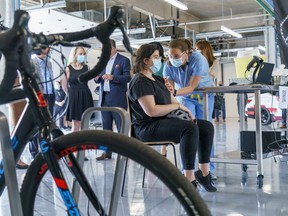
[163,51,212,97]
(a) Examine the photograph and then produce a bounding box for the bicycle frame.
[0,88,39,195]
[0,6,133,215]
[0,68,107,216]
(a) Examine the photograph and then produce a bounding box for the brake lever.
[116,17,133,55]
[73,41,91,48]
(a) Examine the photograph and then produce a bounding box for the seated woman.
[128,44,216,192]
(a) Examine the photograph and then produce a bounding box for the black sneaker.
[210,173,217,181]
[195,170,217,192]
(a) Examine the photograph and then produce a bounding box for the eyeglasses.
[168,51,185,60]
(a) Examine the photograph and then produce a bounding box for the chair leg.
[142,167,146,188]
[169,144,178,168]
[121,157,128,197]
[142,143,177,188]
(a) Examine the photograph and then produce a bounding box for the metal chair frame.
[121,98,178,196]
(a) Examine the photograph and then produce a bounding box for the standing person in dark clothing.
[94,39,131,160]
[214,81,226,122]
[53,80,67,130]
[62,46,94,132]
[29,47,55,159]
[31,47,55,116]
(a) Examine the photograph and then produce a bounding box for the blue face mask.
[77,55,85,63]
[150,59,162,73]
[169,57,183,68]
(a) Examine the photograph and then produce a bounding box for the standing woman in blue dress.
[163,38,214,121]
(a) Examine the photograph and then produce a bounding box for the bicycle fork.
[39,139,81,215]
[40,139,107,216]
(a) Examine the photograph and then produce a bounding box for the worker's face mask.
[168,51,185,68]
[169,57,183,68]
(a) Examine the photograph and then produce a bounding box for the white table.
[197,84,279,188]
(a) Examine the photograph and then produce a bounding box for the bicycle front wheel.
[20,130,211,216]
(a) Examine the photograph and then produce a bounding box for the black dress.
[66,65,93,121]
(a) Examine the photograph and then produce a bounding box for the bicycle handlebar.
[0,6,132,97]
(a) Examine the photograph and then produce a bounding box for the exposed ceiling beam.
[180,13,271,26]
[255,0,274,17]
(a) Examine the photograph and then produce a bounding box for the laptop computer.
[254,62,275,85]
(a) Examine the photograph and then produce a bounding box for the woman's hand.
[178,103,196,122]
[164,77,174,93]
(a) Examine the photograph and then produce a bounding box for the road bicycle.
[0,6,211,216]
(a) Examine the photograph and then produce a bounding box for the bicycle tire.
[20,130,211,216]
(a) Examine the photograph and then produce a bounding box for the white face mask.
[150,59,162,73]
[169,56,183,68]
[77,55,85,63]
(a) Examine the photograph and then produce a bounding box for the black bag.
[214,94,223,110]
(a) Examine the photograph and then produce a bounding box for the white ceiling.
[23,0,272,34]
[28,9,97,34]
[20,0,273,52]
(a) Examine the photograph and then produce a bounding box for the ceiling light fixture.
[164,0,188,10]
[221,25,243,38]
[116,36,172,47]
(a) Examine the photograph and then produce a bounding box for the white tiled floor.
[1,117,288,215]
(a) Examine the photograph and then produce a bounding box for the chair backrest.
[126,94,136,138]
[89,100,102,127]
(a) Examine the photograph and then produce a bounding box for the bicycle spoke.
[20,131,210,216]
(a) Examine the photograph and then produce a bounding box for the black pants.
[134,119,214,170]
[53,104,66,128]
[101,92,124,157]
[44,94,55,117]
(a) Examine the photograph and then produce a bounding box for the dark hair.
[168,39,192,53]
[195,40,216,67]
[149,42,164,57]
[133,44,160,74]
[110,39,116,48]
